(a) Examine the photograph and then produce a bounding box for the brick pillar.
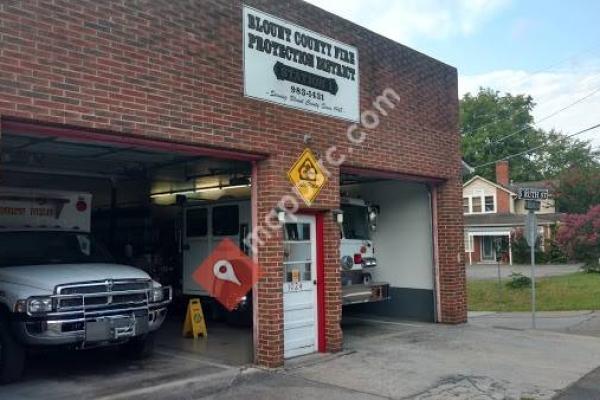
[254,158,284,368]
[322,211,342,352]
[436,176,467,324]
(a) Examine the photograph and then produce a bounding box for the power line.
[461,82,600,138]
[491,85,600,145]
[473,122,600,170]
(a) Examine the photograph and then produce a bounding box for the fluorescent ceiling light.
[150,189,197,198]
[150,183,251,198]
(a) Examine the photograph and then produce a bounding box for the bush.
[506,272,532,289]
[511,227,544,264]
[556,205,600,269]
[511,225,567,265]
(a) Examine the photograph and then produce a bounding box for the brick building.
[0,0,465,368]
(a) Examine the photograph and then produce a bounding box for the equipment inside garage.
[340,173,436,322]
[0,126,255,366]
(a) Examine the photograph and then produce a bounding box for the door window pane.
[472,197,482,213]
[285,262,311,282]
[212,205,239,236]
[485,196,494,212]
[284,242,311,262]
[284,223,310,241]
[186,208,207,237]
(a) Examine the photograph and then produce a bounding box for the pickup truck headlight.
[151,288,164,303]
[28,297,53,314]
[150,282,164,303]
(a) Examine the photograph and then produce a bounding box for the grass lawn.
[468,272,600,311]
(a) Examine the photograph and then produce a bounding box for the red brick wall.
[495,161,510,187]
[496,188,511,214]
[0,0,465,366]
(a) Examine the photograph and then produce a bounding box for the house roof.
[463,175,516,195]
[464,212,564,227]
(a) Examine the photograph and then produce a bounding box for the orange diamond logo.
[287,148,327,205]
[192,238,261,311]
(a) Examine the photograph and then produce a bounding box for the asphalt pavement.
[554,366,600,400]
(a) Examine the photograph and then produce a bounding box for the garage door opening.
[339,170,438,325]
[0,122,261,376]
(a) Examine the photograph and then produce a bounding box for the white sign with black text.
[517,187,549,200]
[243,6,360,122]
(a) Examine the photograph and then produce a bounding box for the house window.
[485,196,495,212]
[463,194,496,214]
[472,197,482,213]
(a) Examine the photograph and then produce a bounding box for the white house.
[463,161,562,264]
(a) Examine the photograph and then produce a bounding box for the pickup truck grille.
[55,279,151,312]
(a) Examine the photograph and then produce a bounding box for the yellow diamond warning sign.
[287,148,327,205]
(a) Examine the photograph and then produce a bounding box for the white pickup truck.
[0,187,171,383]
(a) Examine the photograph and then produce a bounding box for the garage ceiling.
[1,132,250,182]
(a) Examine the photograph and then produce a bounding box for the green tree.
[461,88,599,182]
[554,166,600,213]
[538,129,600,178]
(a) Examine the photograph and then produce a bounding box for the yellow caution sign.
[287,148,327,205]
[182,298,207,339]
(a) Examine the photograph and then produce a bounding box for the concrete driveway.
[467,263,582,281]
[4,317,600,399]
[276,317,600,400]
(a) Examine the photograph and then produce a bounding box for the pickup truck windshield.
[341,205,370,240]
[0,231,114,267]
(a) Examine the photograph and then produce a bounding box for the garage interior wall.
[343,181,435,321]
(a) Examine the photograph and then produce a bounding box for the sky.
[304,0,600,147]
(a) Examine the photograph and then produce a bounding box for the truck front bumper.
[11,288,171,347]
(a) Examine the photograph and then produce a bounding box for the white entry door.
[283,215,318,359]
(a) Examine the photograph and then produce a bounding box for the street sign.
[517,187,549,200]
[525,212,537,247]
[524,199,541,211]
[288,148,327,206]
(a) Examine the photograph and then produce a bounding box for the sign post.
[525,210,537,329]
[519,187,548,329]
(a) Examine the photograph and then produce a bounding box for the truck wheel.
[120,333,155,359]
[0,322,25,384]
[363,273,372,285]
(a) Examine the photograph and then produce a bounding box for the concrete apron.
[6,317,600,399]
[282,316,600,400]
